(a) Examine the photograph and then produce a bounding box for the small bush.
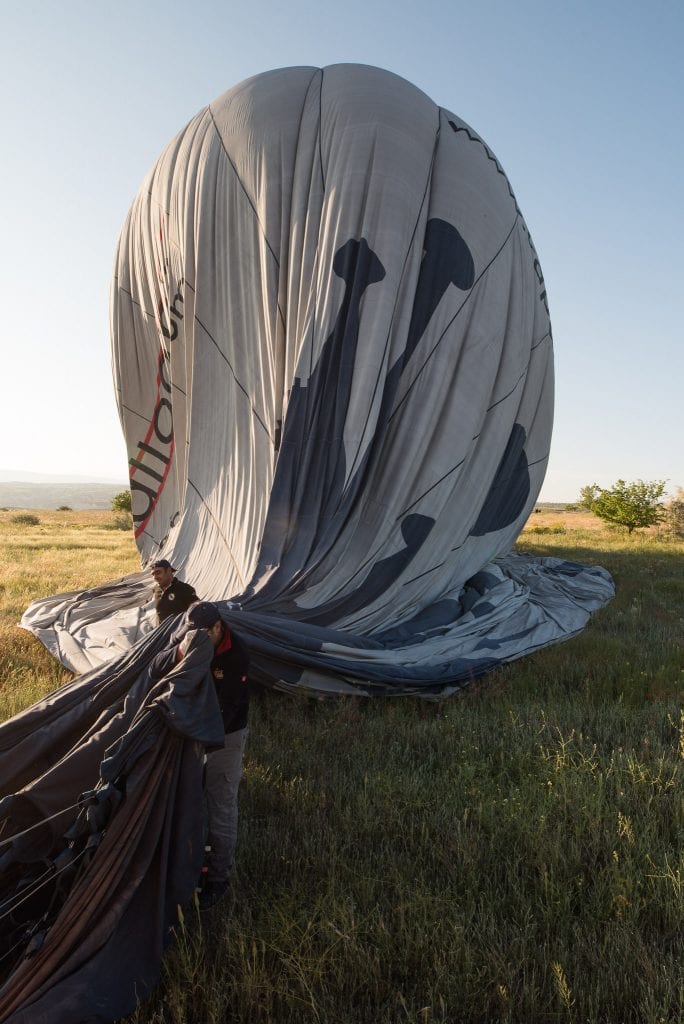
[109,513,133,531]
[57,505,72,512]
[664,487,684,537]
[525,524,567,535]
[11,513,40,526]
[111,490,132,513]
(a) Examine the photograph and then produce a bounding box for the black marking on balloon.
[247,237,386,590]
[403,218,475,362]
[375,215,533,526]
[387,212,520,425]
[383,218,475,403]
[303,514,435,626]
[344,130,439,487]
[374,598,462,644]
[129,459,164,484]
[320,528,392,592]
[351,218,477,532]
[445,115,521,217]
[248,217,480,622]
[397,407,536,532]
[468,600,497,620]
[467,569,501,592]
[469,424,531,536]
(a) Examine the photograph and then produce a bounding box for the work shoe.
[198,879,228,912]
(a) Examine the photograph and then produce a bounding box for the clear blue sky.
[1,0,681,500]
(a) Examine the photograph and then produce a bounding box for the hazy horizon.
[0,469,128,485]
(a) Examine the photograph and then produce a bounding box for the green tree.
[111,490,132,513]
[586,479,666,534]
[578,483,600,511]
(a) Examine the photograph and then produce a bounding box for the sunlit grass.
[1,508,682,1023]
[0,509,139,717]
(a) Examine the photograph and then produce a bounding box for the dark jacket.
[154,577,198,623]
[210,627,250,734]
[149,624,249,734]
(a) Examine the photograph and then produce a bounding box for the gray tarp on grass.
[0,627,224,1024]
[21,64,614,693]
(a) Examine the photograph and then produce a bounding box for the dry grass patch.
[1,509,682,1024]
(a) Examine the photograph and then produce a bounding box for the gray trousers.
[204,726,248,882]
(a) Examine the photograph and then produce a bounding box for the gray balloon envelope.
[23,64,614,693]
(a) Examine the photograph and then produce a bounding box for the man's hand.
[178,629,197,659]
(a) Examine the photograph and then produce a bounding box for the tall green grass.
[0,510,682,1023]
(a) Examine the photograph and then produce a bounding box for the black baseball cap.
[186,601,222,628]
[151,559,174,570]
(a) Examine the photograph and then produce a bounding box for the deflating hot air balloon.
[2,64,615,1024]
[23,63,613,693]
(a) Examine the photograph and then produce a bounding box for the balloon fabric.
[22,64,613,693]
[4,64,616,1024]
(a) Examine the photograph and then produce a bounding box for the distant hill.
[0,482,128,510]
[0,469,127,484]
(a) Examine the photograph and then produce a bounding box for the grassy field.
[0,508,682,1023]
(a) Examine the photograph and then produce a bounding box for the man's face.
[152,566,174,589]
[206,620,223,647]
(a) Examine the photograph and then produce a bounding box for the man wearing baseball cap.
[150,559,198,624]
[150,600,250,909]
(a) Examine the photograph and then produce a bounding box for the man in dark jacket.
[149,601,249,909]
[150,559,198,624]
